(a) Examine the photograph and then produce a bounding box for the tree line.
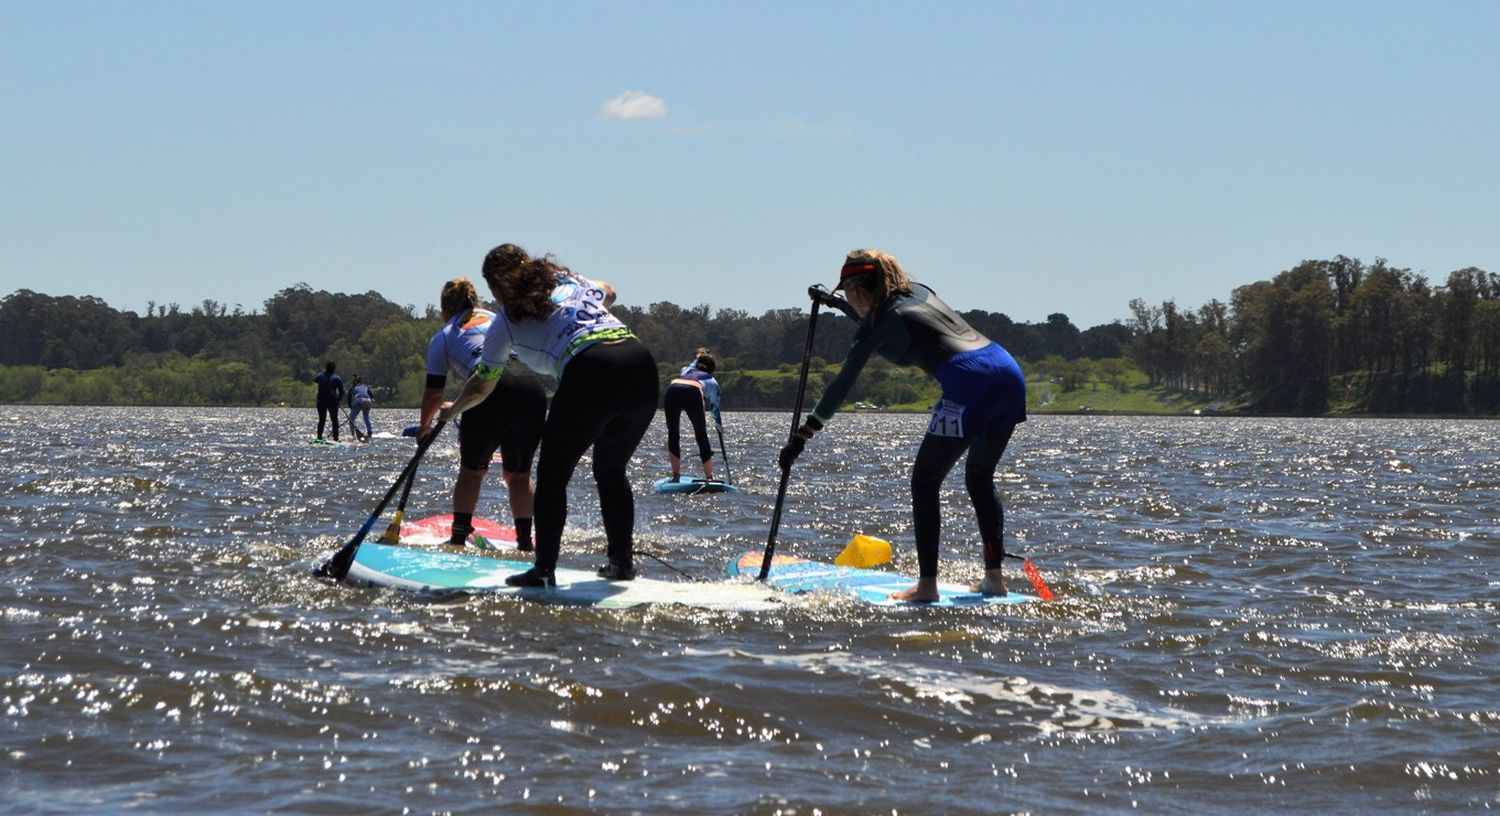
[7,254,1498,416]
[0,284,1121,409]
[1125,256,1500,413]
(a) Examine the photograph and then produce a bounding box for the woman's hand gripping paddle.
[758,298,821,581]
[315,420,447,581]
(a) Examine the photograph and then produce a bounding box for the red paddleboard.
[400,514,517,547]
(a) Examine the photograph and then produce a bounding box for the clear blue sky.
[3,1,1497,328]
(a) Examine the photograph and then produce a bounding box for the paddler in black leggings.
[663,348,722,483]
[780,248,1027,601]
[440,244,658,586]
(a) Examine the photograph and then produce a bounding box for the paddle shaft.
[342,407,366,442]
[377,452,422,543]
[715,419,733,485]
[317,420,447,580]
[757,299,821,581]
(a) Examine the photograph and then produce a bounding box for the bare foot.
[890,578,940,603]
[970,568,1007,596]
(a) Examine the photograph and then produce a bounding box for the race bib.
[927,399,966,438]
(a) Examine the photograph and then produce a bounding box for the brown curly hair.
[481,243,566,321]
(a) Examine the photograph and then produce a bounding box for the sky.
[2,1,1498,329]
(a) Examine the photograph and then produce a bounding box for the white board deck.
[348,541,782,611]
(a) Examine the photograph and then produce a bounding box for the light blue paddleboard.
[729,551,1039,607]
[346,542,780,611]
[653,476,740,494]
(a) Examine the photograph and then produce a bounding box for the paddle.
[1005,553,1056,600]
[342,407,365,442]
[714,418,733,485]
[376,442,423,544]
[758,298,821,581]
[315,420,447,580]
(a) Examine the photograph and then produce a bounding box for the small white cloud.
[600,90,667,120]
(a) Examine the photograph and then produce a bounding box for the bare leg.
[669,453,682,479]
[502,469,534,519]
[452,466,486,514]
[702,457,715,481]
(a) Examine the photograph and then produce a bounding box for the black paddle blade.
[315,540,359,580]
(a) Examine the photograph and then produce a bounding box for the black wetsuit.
[814,284,1026,577]
[314,370,344,440]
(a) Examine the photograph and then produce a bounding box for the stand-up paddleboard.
[653,476,740,494]
[310,438,346,446]
[729,551,1039,607]
[345,543,781,611]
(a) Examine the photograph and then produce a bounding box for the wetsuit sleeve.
[810,335,877,426]
[705,377,722,423]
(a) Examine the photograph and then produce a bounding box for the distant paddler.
[313,361,344,442]
[347,375,375,442]
[663,348,723,484]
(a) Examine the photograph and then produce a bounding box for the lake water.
[3,406,1497,813]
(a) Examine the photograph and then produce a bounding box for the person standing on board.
[439,244,658,587]
[417,277,547,551]
[347,375,375,442]
[779,249,1027,602]
[663,348,722,483]
[313,361,344,442]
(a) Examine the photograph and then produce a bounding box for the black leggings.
[663,384,713,462]
[910,423,1016,577]
[533,338,658,571]
[316,400,340,440]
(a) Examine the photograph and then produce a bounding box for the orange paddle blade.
[1023,558,1055,600]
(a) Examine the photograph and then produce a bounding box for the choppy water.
[2,406,1497,813]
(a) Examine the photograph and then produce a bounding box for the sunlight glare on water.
[2,407,1498,812]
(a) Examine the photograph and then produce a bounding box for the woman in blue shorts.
[780,248,1026,602]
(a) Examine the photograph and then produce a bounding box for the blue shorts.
[930,343,1027,438]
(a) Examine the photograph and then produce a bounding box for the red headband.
[839,262,877,281]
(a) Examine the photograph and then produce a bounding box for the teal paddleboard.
[729,551,1039,607]
[653,476,739,494]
